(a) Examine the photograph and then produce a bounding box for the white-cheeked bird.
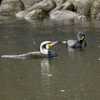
[1,41,58,59]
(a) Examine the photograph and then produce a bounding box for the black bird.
[62,32,87,49]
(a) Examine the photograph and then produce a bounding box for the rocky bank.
[0,0,100,23]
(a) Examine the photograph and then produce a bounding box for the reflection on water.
[41,59,51,77]
[0,20,100,100]
[40,59,52,100]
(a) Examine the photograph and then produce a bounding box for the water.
[0,19,100,100]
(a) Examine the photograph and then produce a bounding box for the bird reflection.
[67,47,84,62]
[40,58,52,99]
[41,59,50,76]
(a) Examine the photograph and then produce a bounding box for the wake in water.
[0,51,44,59]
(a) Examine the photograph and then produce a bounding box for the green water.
[0,19,100,100]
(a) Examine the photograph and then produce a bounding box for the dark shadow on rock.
[0,0,3,5]
[66,3,77,12]
[19,0,25,10]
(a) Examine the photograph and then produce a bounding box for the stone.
[0,0,100,21]
[91,0,100,19]
[16,0,56,20]
[50,10,87,24]
[0,0,25,16]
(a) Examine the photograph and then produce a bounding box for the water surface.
[0,19,100,100]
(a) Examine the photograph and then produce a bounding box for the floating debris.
[48,74,53,77]
[97,58,100,61]
[98,46,100,48]
[60,89,65,92]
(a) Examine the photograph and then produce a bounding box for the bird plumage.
[62,32,87,49]
[1,41,58,59]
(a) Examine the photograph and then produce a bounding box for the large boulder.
[54,0,66,6]
[16,0,56,20]
[72,0,92,17]
[53,0,92,17]
[21,0,42,9]
[26,0,56,12]
[0,0,25,16]
[50,0,93,23]
[91,0,100,19]
[96,13,100,20]
[24,9,47,21]
[50,10,87,24]
[0,0,100,21]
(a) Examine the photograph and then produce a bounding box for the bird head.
[77,32,86,41]
[46,41,58,49]
[40,41,59,55]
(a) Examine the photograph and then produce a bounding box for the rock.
[61,0,92,17]
[21,0,42,9]
[26,0,56,13]
[0,0,2,5]
[16,0,56,20]
[0,0,25,16]
[15,10,26,18]
[51,0,92,18]
[61,1,75,11]
[54,0,66,6]
[74,14,87,24]
[51,0,74,13]
[24,9,47,21]
[50,10,87,24]
[1,0,100,22]
[96,13,100,20]
[91,0,100,19]
[50,10,74,23]
[72,0,92,17]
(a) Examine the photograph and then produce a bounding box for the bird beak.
[48,41,59,48]
[52,41,59,46]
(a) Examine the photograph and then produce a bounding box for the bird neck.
[78,38,87,48]
[79,39,84,44]
[79,37,85,44]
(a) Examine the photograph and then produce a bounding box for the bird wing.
[67,40,77,47]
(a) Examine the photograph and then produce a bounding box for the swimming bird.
[62,32,87,49]
[1,41,58,59]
